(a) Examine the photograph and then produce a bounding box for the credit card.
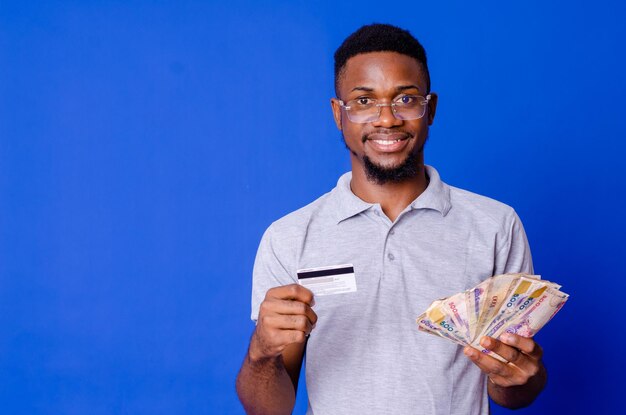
[297,264,357,296]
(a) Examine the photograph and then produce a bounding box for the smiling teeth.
[373,139,401,145]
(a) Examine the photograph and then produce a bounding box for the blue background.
[1,1,625,413]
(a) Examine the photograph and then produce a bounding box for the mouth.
[363,132,412,153]
[369,137,406,145]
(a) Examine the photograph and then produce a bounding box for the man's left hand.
[463,333,544,388]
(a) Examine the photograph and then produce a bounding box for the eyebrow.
[396,84,422,92]
[350,86,375,93]
[349,84,422,93]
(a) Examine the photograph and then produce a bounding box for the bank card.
[297,264,357,296]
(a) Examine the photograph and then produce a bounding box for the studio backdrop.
[1,1,625,413]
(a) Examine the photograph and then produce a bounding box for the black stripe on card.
[297,266,354,279]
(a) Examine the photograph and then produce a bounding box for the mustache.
[362,130,413,143]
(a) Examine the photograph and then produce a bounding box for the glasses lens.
[394,104,426,120]
[344,101,379,123]
[342,95,429,123]
[394,96,427,120]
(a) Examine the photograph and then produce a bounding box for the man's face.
[331,51,437,184]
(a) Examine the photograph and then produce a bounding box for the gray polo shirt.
[251,165,533,415]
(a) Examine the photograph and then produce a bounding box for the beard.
[341,132,426,185]
[362,152,420,185]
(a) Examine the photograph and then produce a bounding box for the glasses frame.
[337,94,432,124]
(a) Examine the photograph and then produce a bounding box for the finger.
[263,299,318,326]
[264,314,313,334]
[480,336,523,365]
[509,358,542,380]
[487,373,516,388]
[279,329,308,346]
[267,284,315,306]
[278,300,318,326]
[464,346,514,379]
[499,333,543,360]
[480,336,541,377]
[286,314,314,334]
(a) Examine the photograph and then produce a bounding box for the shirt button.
[375,211,380,216]
[389,230,395,235]
[388,253,395,261]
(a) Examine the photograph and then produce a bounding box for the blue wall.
[1,1,625,413]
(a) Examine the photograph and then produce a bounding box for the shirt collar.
[333,165,452,224]
[410,165,452,215]
[333,172,375,224]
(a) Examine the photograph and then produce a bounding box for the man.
[236,24,546,414]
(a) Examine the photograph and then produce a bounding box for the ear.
[427,93,438,125]
[330,98,343,131]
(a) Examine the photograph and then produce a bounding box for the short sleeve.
[250,224,297,322]
[494,210,534,275]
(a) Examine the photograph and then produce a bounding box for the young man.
[237,24,547,414]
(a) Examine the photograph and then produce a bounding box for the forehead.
[338,51,426,96]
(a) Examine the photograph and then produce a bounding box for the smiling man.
[236,24,547,415]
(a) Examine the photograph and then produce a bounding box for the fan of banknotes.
[416,273,568,361]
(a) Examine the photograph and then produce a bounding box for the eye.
[397,95,416,105]
[355,97,374,106]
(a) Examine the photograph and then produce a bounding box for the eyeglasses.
[337,94,431,124]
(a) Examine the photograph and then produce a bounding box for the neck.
[350,161,428,222]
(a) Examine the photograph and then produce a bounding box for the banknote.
[489,287,568,339]
[422,300,469,345]
[465,278,491,340]
[417,312,468,347]
[442,292,471,340]
[476,273,523,334]
[479,277,548,338]
[416,273,568,360]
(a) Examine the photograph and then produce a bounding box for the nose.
[373,104,403,128]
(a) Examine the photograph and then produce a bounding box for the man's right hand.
[249,284,318,362]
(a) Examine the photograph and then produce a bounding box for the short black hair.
[334,23,430,96]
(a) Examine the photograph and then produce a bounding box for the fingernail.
[480,337,491,348]
[500,333,514,343]
[464,347,475,358]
